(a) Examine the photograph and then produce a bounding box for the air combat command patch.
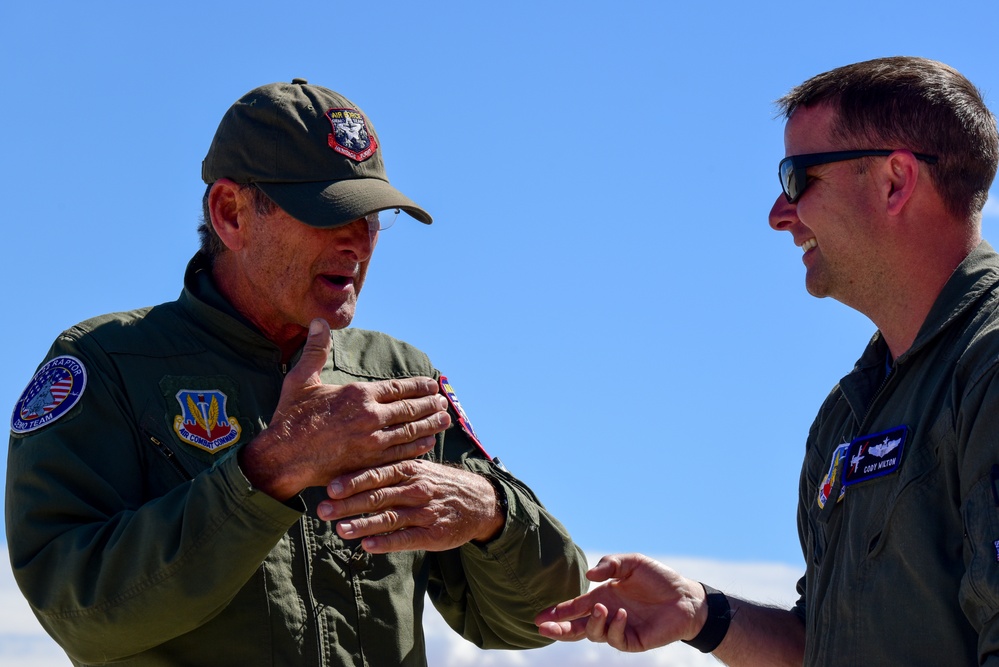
[173,389,242,453]
[11,355,88,434]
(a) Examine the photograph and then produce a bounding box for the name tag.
[843,425,907,487]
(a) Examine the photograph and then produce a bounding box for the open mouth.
[322,275,354,289]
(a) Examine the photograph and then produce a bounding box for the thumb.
[287,318,332,388]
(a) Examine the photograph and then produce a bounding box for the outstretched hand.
[534,553,706,652]
[240,318,452,500]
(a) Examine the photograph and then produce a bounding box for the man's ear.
[207,179,246,251]
[884,151,921,217]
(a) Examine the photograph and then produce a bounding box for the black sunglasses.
[778,149,938,203]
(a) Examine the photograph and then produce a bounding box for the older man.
[536,56,999,666]
[7,79,586,666]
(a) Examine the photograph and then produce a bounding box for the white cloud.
[0,550,801,667]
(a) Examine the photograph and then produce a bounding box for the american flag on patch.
[21,368,74,420]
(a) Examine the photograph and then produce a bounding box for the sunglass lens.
[779,158,800,203]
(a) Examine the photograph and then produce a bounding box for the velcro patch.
[843,426,907,487]
[817,442,850,509]
[11,355,88,434]
[326,108,377,161]
[439,376,491,460]
[173,389,242,453]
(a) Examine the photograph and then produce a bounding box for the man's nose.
[769,192,798,232]
[331,217,376,262]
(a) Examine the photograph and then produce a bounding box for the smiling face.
[215,185,378,354]
[768,104,886,308]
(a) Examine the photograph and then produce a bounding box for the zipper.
[297,520,325,665]
[145,432,194,482]
[856,358,899,435]
[818,358,899,524]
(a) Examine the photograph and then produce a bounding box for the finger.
[380,394,450,428]
[327,461,412,500]
[536,620,587,642]
[535,592,606,623]
[368,377,441,403]
[378,411,451,446]
[587,555,623,583]
[335,507,409,540]
[380,434,439,461]
[283,319,331,389]
[605,607,630,651]
[584,603,610,643]
[357,526,422,554]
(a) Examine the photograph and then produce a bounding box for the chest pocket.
[804,416,947,569]
[139,375,262,490]
[852,418,945,559]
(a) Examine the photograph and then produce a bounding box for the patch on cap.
[326,108,378,161]
[11,355,88,434]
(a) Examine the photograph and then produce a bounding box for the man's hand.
[316,459,505,553]
[239,318,452,500]
[534,553,706,652]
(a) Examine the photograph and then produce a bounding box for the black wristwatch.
[681,583,733,653]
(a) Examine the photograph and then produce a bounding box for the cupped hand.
[534,553,705,652]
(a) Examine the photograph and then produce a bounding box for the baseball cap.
[202,79,432,228]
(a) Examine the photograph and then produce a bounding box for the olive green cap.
[202,79,432,227]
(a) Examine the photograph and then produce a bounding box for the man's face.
[228,189,378,343]
[768,104,884,308]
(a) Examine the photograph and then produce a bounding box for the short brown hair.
[776,57,998,220]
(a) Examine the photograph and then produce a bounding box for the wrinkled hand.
[240,319,451,500]
[317,459,505,553]
[534,553,705,652]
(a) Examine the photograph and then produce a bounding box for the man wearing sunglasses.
[536,56,999,665]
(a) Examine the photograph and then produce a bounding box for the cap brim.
[256,178,432,228]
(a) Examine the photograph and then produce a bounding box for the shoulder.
[59,301,201,358]
[331,328,435,380]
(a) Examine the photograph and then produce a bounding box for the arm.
[5,349,301,663]
[430,458,589,649]
[535,553,804,665]
[317,400,588,649]
[955,369,999,661]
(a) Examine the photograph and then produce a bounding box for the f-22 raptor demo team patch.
[11,355,88,434]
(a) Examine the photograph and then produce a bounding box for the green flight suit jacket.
[6,253,587,666]
[795,241,999,665]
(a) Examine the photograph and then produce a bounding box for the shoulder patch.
[817,442,849,509]
[172,389,242,453]
[11,355,88,434]
[440,376,492,460]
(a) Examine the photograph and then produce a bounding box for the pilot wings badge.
[173,389,242,453]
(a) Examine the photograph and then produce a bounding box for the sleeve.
[955,365,999,662]
[4,334,303,664]
[424,394,588,649]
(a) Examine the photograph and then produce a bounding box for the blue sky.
[2,1,998,664]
